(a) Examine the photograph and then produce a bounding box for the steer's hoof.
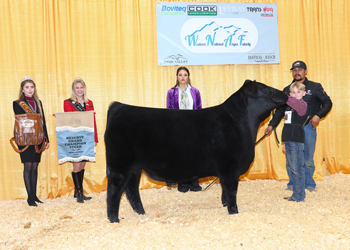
[108,216,120,223]
[228,211,239,214]
[135,209,146,215]
[228,207,239,214]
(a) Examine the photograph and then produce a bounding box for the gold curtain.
[0,0,349,201]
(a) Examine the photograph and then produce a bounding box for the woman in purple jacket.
[166,67,202,192]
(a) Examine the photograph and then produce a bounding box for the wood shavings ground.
[0,173,349,249]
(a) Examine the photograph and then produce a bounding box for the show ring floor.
[0,173,349,249]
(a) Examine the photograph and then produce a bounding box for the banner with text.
[157,2,279,66]
[54,112,95,164]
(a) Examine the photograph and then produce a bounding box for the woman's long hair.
[70,77,88,103]
[18,79,43,118]
[171,67,192,89]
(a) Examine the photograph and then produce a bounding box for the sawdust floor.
[1,173,349,250]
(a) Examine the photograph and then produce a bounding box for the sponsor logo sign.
[188,5,217,16]
[262,6,274,17]
[181,18,258,53]
[157,2,279,65]
[248,53,276,63]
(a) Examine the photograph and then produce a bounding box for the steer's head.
[242,79,288,104]
[242,80,288,121]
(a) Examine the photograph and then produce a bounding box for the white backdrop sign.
[157,3,280,66]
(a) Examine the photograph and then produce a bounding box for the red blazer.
[64,99,98,143]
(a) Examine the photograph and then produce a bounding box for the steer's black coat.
[105,80,287,223]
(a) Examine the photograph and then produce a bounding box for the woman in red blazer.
[64,77,98,203]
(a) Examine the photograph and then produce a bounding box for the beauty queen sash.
[66,99,86,111]
[54,111,95,164]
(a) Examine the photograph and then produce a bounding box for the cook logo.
[187,5,217,16]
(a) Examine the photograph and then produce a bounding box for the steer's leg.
[125,167,145,215]
[107,171,121,223]
[107,167,133,223]
[220,175,240,214]
[221,188,227,207]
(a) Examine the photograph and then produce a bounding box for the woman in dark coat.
[13,76,50,206]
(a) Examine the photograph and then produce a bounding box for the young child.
[282,82,310,202]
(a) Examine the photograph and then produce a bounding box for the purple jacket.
[166,86,202,110]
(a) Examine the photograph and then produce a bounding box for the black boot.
[177,181,190,193]
[80,169,92,200]
[74,170,92,200]
[72,172,84,203]
[189,179,202,192]
[73,170,80,198]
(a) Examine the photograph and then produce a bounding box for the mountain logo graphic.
[164,54,187,60]
[181,18,258,53]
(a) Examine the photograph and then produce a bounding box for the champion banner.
[54,112,95,164]
[157,2,279,66]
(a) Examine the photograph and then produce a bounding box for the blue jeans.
[287,123,317,189]
[285,141,305,201]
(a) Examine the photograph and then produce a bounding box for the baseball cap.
[290,61,307,70]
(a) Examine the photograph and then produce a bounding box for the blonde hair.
[18,79,43,118]
[290,82,306,92]
[70,77,88,102]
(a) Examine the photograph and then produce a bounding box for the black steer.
[105,80,287,223]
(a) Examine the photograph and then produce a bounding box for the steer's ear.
[244,79,252,85]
